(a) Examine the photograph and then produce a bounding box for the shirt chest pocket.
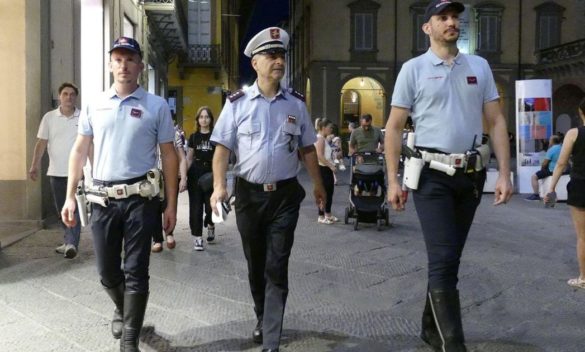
[237,121,261,149]
[281,121,301,152]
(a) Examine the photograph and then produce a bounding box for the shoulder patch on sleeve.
[228,89,245,103]
[288,88,305,102]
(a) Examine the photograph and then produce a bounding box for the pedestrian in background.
[545,98,585,289]
[525,133,562,201]
[384,1,512,350]
[315,118,337,224]
[349,114,384,154]
[151,125,188,252]
[61,36,178,351]
[209,27,325,352]
[29,82,82,259]
[186,106,216,251]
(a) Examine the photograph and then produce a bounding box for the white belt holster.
[420,151,468,169]
[93,169,163,200]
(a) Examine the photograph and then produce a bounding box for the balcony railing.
[182,44,222,67]
[536,39,585,65]
[143,0,188,52]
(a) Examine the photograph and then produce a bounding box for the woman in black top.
[546,98,585,289]
[186,106,216,251]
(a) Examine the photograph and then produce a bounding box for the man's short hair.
[58,82,79,96]
[360,114,372,122]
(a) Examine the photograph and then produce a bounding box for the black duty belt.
[237,177,297,192]
[93,175,147,187]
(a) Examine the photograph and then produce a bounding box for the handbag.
[197,172,214,193]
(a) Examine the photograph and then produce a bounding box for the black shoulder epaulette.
[288,88,305,102]
[228,89,245,103]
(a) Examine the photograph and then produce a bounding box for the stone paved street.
[0,170,583,352]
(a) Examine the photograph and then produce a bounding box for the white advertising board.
[515,80,553,193]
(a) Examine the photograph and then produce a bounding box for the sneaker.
[207,226,215,242]
[524,194,540,201]
[151,242,163,253]
[193,237,204,251]
[317,217,334,225]
[326,216,339,222]
[339,164,346,171]
[64,244,77,259]
[55,244,67,254]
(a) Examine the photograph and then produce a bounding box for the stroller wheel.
[377,218,384,231]
[353,219,359,231]
[344,207,349,224]
[385,208,391,226]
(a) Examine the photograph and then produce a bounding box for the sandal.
[317,217,334,225]
[151,242,163,253]
[166,234,176,249]
[567,277,585,289]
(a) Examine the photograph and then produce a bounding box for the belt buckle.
[112,184,128,199]
[263,183,277,192]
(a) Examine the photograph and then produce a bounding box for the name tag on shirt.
[467,76,478,85]
[287,115,297,124]
[130,108,142,118]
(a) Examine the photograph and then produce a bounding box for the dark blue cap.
[109,36,142,57]
[424,0,465,23]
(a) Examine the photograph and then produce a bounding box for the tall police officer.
[62,37,178,351]
[384,1,513,351]
[210,27,326,352]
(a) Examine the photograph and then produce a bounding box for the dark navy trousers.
[235,178,305,350]
[413,167,486,290]
[91,195,160,293]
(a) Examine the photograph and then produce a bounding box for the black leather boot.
[120,292,149,352]
[420,290,441,350]
[103,281,124,339]
[428,289,467,352]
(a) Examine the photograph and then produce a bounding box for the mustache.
[446,27,460,33]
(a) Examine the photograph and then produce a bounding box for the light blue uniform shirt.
[211,82,316,184]
[78,86,175,181]
[392,49,499,153]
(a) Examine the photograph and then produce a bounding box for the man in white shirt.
[29,82,82,259]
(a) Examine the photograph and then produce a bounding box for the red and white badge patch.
[130,108,142,118]
[467,76,478,85]
[287,115,297,124]
[270,28,280,40]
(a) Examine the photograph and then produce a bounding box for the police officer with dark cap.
[210,27,326,352]
[385,1,513,351]
[62,36,178,351]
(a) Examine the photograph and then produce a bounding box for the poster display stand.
[515,80,553,194]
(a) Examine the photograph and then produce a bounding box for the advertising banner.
[515,80,553,193]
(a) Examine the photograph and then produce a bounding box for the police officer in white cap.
[210,27,326,352]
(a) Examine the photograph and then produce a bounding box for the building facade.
[289,0,585,136]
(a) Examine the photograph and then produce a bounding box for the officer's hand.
[61,198,78,228]
[493,174,513,205]
[313,183,326,210]
[163,206,177,234]
[29,166,39,181]
[178,177,188,193]
[210,187,228,216]
[387,182,406,211]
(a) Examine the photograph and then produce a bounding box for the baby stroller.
[344,152,390,230]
